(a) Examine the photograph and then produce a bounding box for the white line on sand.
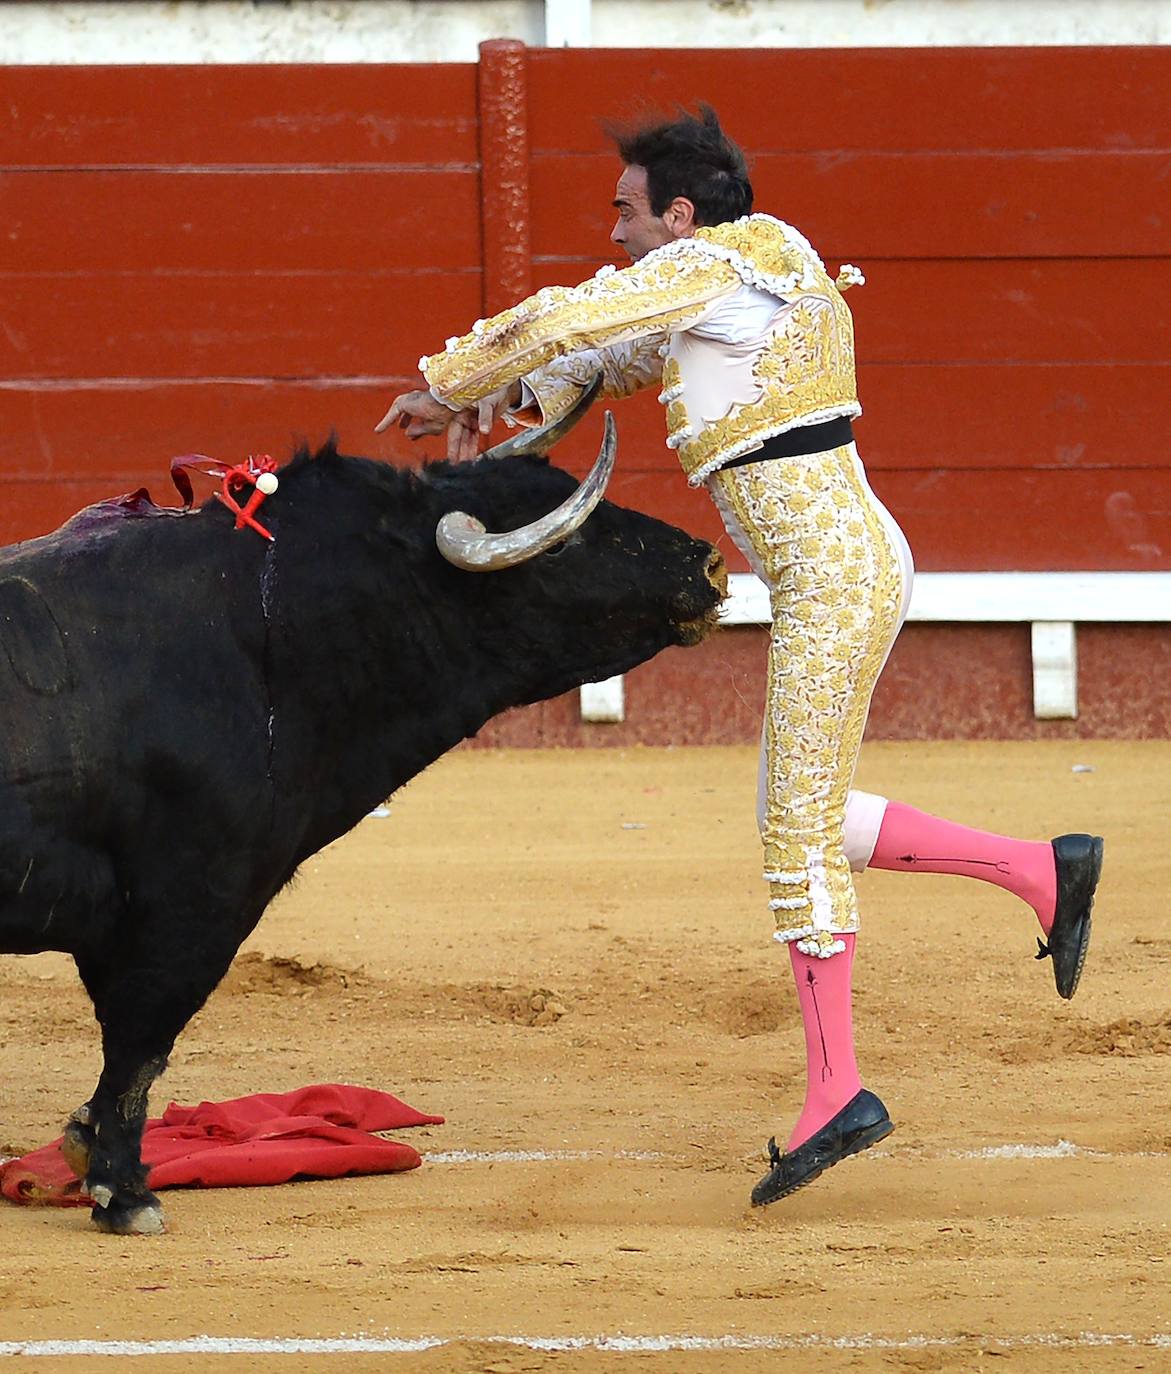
[425,1149,662,1164]
[957,1141,1093,1159]
[422,1142,1157,1165]
[2,1333,1170,1358]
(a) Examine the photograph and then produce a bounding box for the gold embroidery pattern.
[659,355,683,402]
[666,275,860,485]
[713,446,903,957]
[693,215,821,291]
[423,255,736,408]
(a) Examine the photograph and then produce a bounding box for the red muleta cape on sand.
[0,1084,444,1206]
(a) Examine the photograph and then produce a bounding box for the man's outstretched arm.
[422,250,736,407]
[376,332,667,461]
[377,244,739,456]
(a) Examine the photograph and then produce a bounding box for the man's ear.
[664,196,697,237]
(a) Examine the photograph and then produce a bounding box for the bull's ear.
[437,412,617,571]
[479,373,602,461]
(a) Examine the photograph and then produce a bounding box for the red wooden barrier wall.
[0,63,482,537]
[2,46,1168,576]
[1,46,1168,741]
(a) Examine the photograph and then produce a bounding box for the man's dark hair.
[606,103,753,227]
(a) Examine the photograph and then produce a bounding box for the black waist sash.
[718,415,855,471]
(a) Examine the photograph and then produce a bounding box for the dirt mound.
[453,984,569,1027]
[1062,1015,1171,1057]
[335,978,570,1025]
[220,952,369,997]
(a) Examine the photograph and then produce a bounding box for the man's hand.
[376,384,523,462]
[374,389,453,438]
[444,407,483,462]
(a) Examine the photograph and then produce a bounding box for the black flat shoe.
[750,1088,894,1207]
[1035,833,1102,1000]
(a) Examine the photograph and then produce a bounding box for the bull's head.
[416,382,727,703]
[435,376,616,572]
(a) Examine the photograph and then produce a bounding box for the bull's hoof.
[60,1119,94,1180]
[91,1197,166,1236]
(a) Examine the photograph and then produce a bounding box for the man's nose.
[610,220,624,244]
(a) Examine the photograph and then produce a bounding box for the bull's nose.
[671,547,728,646]
[704,548,728,599]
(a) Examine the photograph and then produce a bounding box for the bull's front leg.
[68,920,248,1235]
[75,1047,169,1236]
[63,952,168,1232]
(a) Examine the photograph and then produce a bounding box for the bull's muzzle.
[675,549,728,646]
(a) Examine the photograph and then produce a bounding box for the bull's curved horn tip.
[444,512,485,536]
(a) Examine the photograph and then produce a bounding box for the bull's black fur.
[0,441,723,1233]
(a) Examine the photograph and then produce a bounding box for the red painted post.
[477,39,532,318]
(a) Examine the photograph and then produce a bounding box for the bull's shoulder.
[0,573,71,696]
[0,501,229,699]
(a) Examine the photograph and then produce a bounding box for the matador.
[378,106,1102,1206]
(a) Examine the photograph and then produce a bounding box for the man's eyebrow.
[612,197,632,209]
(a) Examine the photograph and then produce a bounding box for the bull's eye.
[542,533,582,560]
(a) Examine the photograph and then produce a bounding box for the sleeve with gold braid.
[422,246,740,409]
[513,334,669,429]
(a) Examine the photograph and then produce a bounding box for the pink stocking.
[869,801,1057,935]
[787,935,862,1151]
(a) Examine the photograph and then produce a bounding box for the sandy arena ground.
[0,740,1167,1372]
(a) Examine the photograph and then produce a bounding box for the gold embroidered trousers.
[709,444,911,957]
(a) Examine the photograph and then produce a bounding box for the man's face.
[610,165,679,261]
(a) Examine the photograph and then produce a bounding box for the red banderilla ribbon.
[170,453,281,541]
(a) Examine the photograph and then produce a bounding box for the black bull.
[0,436,725,1234]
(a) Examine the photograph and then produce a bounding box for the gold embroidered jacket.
[422,214,863,487]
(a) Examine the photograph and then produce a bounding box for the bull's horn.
[478,372,603,461]
[437,411,617,572]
